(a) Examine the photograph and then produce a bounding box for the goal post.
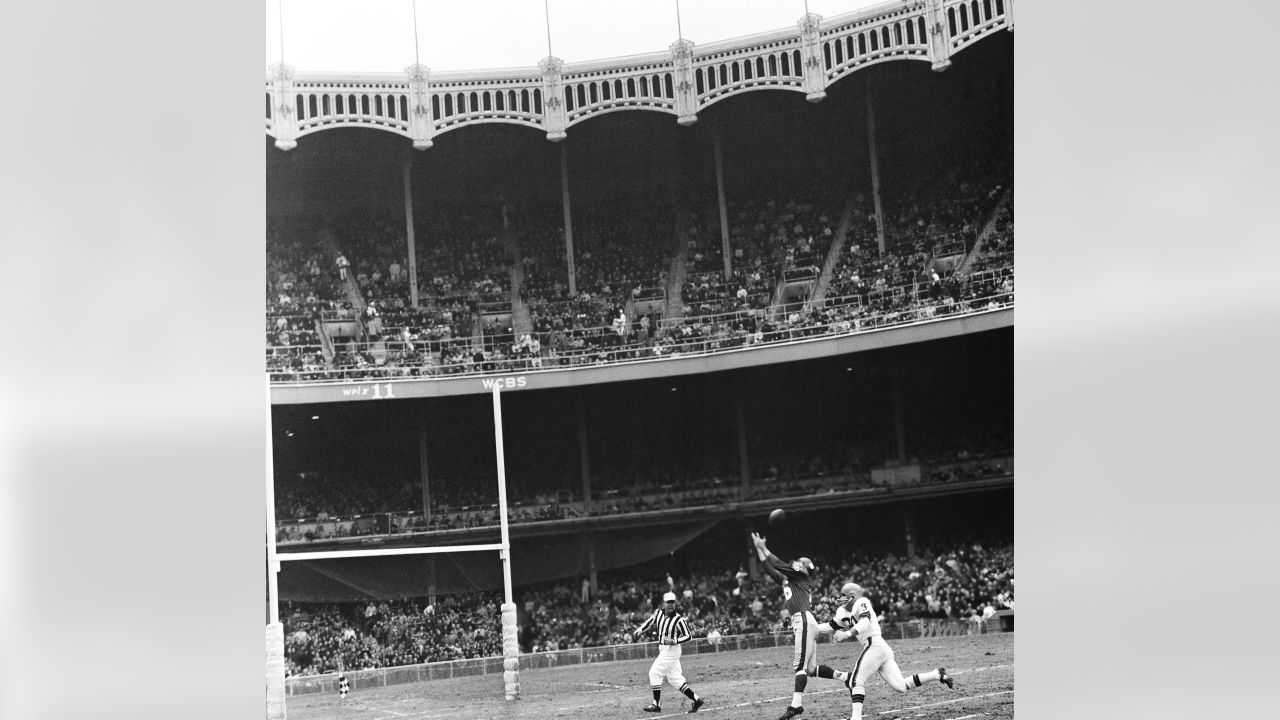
[492,386,521,700]
[266,377,286,720]
[265,383,522,719]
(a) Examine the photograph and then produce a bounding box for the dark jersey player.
[752,531,845,720]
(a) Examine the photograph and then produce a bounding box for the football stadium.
[266,2,1014,718]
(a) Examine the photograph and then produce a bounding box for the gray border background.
[1,1,1278,718]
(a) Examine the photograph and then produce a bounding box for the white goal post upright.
[266,377,286,720]
[492,385,520,700]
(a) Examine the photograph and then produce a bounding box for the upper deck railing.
[265,0,1013,150]
[264,260,1013,404]
[267,264,1012,387]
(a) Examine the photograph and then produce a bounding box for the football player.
[824,582,954,720]
[750,532,825,720]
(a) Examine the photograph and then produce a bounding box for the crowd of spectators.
[265,224,360,379]
[269,265,1011,383]
[516,202,674,306]
[275,441,1012,545]
[881,155,1010,259]
[266,158,1014,384]
[572,204,674,299]
[825,159,1010,311]
[280,535,1013,676]
[281,593,504,676]
[681,181,845,319]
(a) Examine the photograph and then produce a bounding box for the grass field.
[285,633,1013,720]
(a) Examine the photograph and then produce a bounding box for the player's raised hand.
[750,532,767,550]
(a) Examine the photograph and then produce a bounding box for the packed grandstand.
[268,12,1013,686]
[281,529,1013,677]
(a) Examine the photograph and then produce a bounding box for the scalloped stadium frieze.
[265,0,1012,148]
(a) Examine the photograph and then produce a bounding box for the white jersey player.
[823,582,953,720]
[832,591,881,644]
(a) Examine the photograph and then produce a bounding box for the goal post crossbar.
[266,386,521,717]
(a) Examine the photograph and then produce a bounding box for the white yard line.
[952,664,1012,675]
[369,709,453,720]
[875,690,1013,715]
[580,682,630,691]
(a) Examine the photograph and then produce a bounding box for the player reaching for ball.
[752,531,846,720]
[823,582,954,720]
[633,591,706,713]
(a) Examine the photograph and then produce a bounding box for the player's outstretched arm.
[751,532,784,565]
[750,532,774,560]
[759,558,786,584]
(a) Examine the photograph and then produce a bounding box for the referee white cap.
[663,591,678,603]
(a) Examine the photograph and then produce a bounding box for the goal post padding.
[502,602,519,699]
[266,623,286,720]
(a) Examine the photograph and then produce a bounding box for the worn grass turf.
[286,633,1013,720]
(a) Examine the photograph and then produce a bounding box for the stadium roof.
[266,0,889,73]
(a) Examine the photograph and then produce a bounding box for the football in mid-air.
[769,508,786,527]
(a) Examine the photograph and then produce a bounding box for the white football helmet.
[841,582,865,598]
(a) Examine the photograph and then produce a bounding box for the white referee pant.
[649,643,688,689]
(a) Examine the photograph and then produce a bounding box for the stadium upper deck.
[266,3,1013,403]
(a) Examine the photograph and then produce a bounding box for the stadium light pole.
[560,146,577,297]
[403,156,420,308]
[866,77,887,255]
[713,125,732,279]
[276,0,285,67]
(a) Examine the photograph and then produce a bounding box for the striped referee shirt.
[635,608,692,644]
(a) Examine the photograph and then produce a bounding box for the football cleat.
[777,706,804,720]
[643,703,662,712]
[939,668,954,689]
[688,698,704,713]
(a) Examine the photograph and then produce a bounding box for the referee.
[634,591,706,713]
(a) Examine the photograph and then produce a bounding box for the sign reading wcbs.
[336,376,529,400]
